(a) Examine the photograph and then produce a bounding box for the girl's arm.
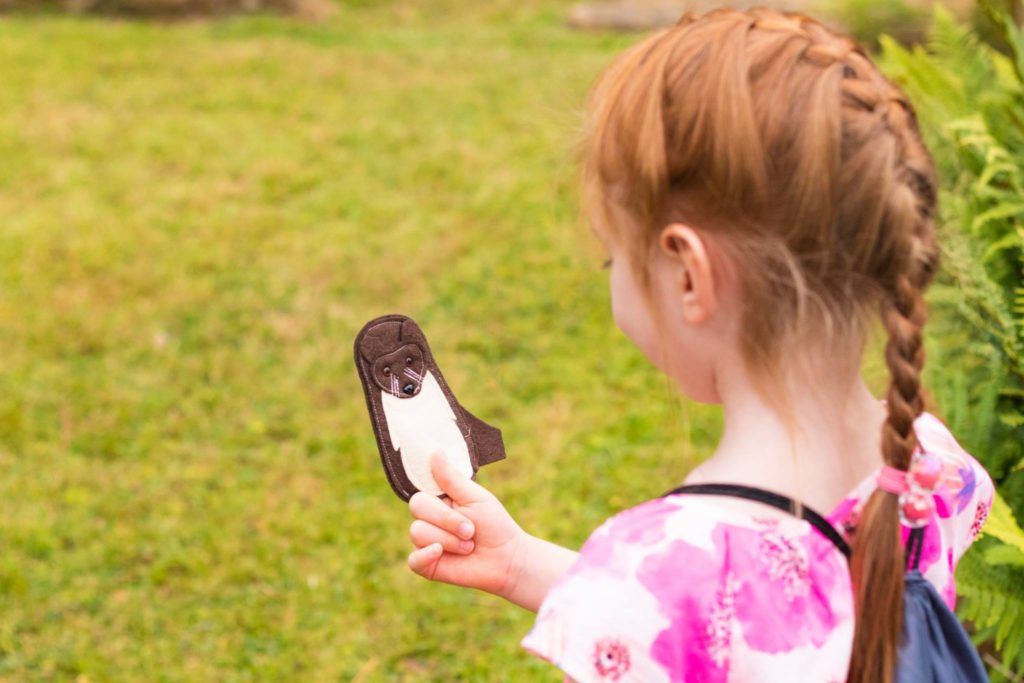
[500,533,579,612]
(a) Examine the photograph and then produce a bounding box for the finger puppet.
[353,314,506,501]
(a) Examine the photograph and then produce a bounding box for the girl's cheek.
[613,285,721,403]
[671,360,720,404]
[653,309,720,402]
[611,295,646,352]
[611,307,660,373]
[609,266,634,338]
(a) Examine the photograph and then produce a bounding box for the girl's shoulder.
[915,411,995,530]
[918,413,996,566]
[520,494,855,683]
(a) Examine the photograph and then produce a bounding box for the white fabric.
[381,370,472,495]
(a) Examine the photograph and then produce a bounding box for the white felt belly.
[381,370,472,495]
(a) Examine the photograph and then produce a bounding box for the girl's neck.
[685,353,889,514]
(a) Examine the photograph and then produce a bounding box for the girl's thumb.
[430,449,490,504]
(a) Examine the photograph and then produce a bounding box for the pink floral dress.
[520,411,994,682]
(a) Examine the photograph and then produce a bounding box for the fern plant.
[879,2,1024,677]
[957,495,1024,678]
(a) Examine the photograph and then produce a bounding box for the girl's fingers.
[410,519,475,555]
[408,542,443,579]
[408,491,475,540]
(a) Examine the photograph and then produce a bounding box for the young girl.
[404,8,994,682]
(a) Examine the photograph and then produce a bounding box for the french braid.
[754,13,940,682]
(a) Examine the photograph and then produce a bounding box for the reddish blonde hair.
[581,8,939,682]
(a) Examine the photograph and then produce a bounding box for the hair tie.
[876,452,942,528]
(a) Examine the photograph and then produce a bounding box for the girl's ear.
[658,223,717,324]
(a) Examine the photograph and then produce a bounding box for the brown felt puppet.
[353,314,506,502]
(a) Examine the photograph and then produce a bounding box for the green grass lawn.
[0,3,722,679]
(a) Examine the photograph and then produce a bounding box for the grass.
[0,3,721,679]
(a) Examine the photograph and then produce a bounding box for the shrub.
[880,2,1024,677]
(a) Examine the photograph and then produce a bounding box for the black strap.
[905,526,924,571]
[661,483,852,559]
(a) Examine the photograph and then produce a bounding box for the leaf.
[980,226,1024,263]
[980,0,1024,83]
[957,544,1024,672]
[983,492,1024,553]
[986,542,1024,567]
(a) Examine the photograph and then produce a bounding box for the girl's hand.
[406,450,526,600]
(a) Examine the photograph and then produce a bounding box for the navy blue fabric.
[660,484,989,682]
[897,570,988,683]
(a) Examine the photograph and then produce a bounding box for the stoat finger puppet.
[353,314,507,502]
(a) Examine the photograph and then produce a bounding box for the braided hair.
[581,8,939,682]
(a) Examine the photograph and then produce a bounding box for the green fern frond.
[957,542,1024,674]
[984,492,1024,552]
[985,543,1024,567]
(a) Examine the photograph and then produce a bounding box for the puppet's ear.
[399,318,428,349]
[358,319,402,364]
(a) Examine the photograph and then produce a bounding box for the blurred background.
[0,0,1022,680]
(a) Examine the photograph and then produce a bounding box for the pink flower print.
[578,499,672,580]
[705,572,741,667]
[970,499,990,541]
[758,524,810,602]
[942,549,957,607]
[953,465,977,514]
[752,516,780,526]
[733,522,846,653]
[592,637,631,680]
[637,536,731,679]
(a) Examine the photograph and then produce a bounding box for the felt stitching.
[355,317,415,500]
[461,410,481,470]
[365,359,412,499]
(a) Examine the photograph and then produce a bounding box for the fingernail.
[430,543,443,555]
[458,522,474,539]
[458,540,474,553]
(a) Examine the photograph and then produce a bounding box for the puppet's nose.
[402,383,415,395]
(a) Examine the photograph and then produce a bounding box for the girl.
[404,8,994,682]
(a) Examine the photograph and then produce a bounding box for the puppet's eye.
[383,367,391,376]
[405,357,412,364]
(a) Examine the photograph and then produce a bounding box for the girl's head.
[582,8,938,683]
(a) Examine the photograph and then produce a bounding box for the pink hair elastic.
[877,451,942,528]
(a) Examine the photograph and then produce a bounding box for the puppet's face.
[371,343,427,398]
